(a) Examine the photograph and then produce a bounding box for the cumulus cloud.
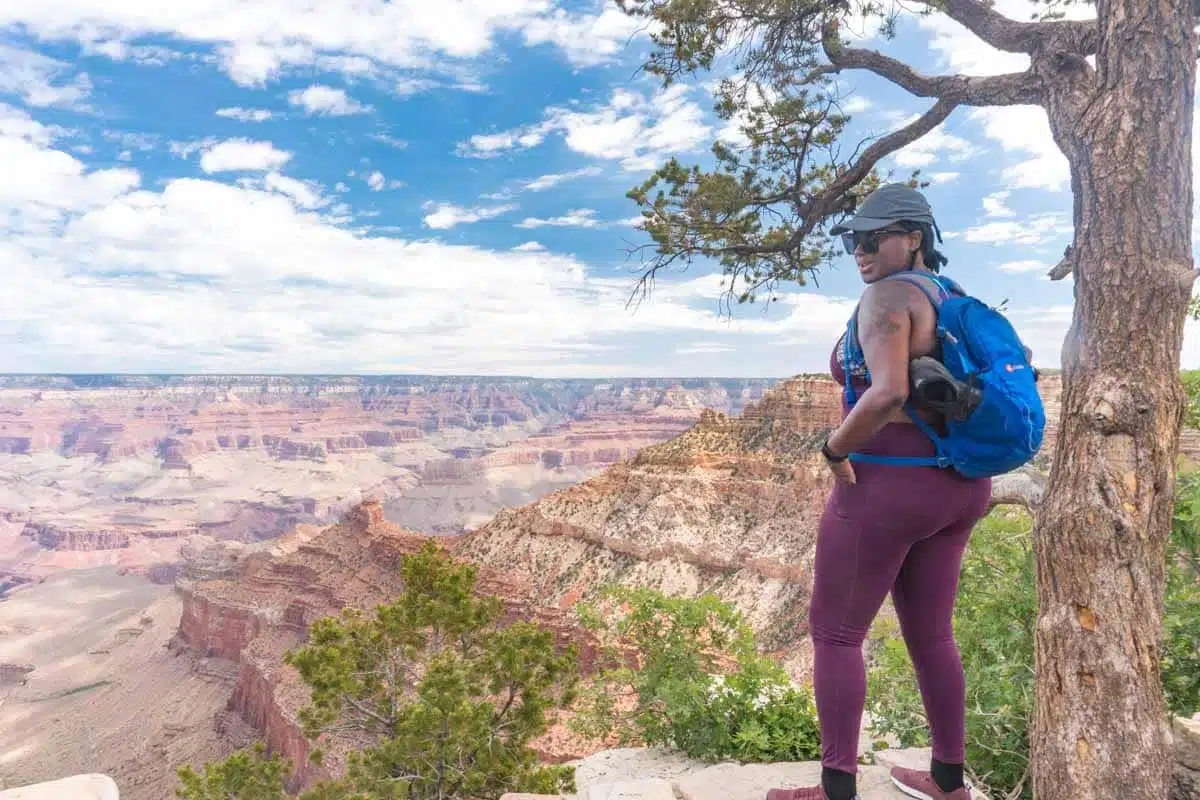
[198,139,292,173]
[458,86,710,171]
[0,43,92,108]
[515,209,600,229]
[0,104,877,376]
[366,171,405,191]
[916,0,1088,193]
[882,112,979,169]
[982,191,1016,218]
[422,201,517,229]
[288,85,371,116]
[962,212,1072,246]
[521,5,648,67]
[0,1,641,89]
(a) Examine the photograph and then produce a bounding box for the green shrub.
[176,743,290,800]
[1181,369,1200,429]
[178,540,579,800]
[1164,470,1200,717]
[570,586,821,763]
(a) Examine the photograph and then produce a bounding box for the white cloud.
[239,173,328,210]
[884,113,979,168]
[421,201,517,229]
[216,107,273,122]
[514,241,545,251]
[366,171,405,191]
[523,166,602,191]
[369,133,408,149]
[0,103,60,146]
[104,130,160,152]
[982,191,1016,218]
[963,212,1071,246]
[198,139,292,173]
[928,172,960,184]
[0,109,880,376]
[82,40,180,66]
[288,85,372,116]
[842,96,871,114]
[515,209,599,229]
[967,106,1069,191]
[0,44,92,108]
[521,5,648,67]
[916,1,1085,193]
[459,86,710,171]
[0,1,640,90]
[459,123,557,158]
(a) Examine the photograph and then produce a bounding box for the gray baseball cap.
[830,183,942,239]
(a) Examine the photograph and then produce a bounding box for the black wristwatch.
[821,438,848,463]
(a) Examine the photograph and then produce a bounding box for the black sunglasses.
[840,227,912,255]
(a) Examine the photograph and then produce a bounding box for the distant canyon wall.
[0,376,775,579]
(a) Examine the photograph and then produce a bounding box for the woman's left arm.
[825,281,913,459]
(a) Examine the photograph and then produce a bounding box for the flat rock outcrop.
[498,746,987,800]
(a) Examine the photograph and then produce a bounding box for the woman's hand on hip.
[827,458,856,484]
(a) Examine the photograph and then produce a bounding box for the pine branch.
[916,0,1099,56]
[763,97,961,251]
[625,95,959,311]
[821,21,1041,106]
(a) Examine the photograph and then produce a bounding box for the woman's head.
[829,184,949,284]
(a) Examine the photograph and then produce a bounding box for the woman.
[767,184,990,800]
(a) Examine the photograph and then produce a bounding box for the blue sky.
[0,0,1195,377]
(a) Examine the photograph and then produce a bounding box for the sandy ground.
[0,568,238,799]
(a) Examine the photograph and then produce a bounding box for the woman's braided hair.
[900,220,949,273]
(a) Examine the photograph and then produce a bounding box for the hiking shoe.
[889,766,972,799]
[765,788,859,800]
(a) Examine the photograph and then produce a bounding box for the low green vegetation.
[569,586,821,764]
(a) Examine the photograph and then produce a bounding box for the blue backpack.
[841,272,1045,479]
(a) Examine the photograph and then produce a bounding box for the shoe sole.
[889,776,935,800]
[888,777,969,800]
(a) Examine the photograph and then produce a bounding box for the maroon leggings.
[808,423,991,774]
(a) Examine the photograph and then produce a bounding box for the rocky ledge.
[453,379,843,680]
[498,747,979,800]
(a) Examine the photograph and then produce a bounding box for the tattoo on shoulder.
[861,285,908,339]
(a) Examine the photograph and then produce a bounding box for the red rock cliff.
[173,500,597,790]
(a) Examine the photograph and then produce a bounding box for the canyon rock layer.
[0,375,773,588]
[17,367,1200,798]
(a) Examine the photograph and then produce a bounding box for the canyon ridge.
[11,369,1196,798]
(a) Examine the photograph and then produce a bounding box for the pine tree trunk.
[1032,2,1197,797]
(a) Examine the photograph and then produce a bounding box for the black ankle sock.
[931,758,964,792]
[821,767,857,800]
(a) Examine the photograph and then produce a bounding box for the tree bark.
[1032,2,1197,798]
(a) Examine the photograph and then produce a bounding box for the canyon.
[10,368,1200,798]
[0,375,773,589]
